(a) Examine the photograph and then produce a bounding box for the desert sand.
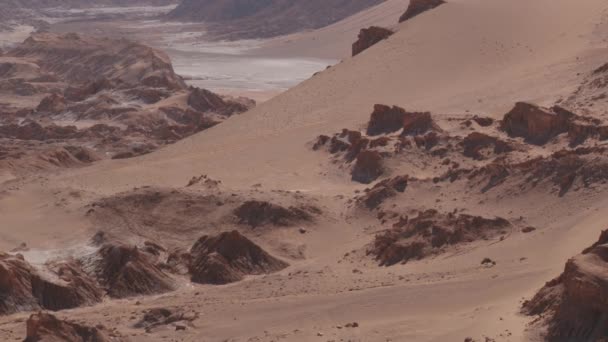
[2,0,608,341]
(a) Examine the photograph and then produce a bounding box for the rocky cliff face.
[523,230,608,341]
[399,0,446,23]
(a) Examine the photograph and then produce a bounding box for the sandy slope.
[253,0,410,59]
[57,0,608,192]
[2,0,608,341]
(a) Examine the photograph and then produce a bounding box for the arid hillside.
[2,0,608,341]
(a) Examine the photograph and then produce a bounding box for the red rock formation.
[8,33,186,88]
[234,200,315,227]
[399,0,446,23]
[500,102,571,145]
[352,150,384,184]
[134,307,197,332]
[472,116,494,127]
[0,253,102,315]
[366,104,407,136]
[189,230,288,285]
[84,243,174,298]
[352,26,394,56]
[370,210,511,266]
[402,111,438,136]
[358,175,409,209]
[24,312,118,342]
[462,132,513,160]
[523,230,608,341]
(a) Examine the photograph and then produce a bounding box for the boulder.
[402,111,438,136]
[358,175,409,209]
[352,150,384,184]
[366,104,407,136]
[189,231,288,285]
[500,102,570,145]
[462,132,513,160]
[399,0,446,22]
[134,307,197,332]
[352,26,394,56]
[24,312,117,342]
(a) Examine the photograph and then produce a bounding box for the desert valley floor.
[2,0,608,341]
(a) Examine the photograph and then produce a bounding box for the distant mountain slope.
[0,0,176,8]
[167,0,385,39]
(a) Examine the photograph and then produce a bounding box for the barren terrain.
[2,0,608,342]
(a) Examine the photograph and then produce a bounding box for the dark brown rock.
[402,111,438,136]
[523,230,608,341]
[358,175,409,209]
[24,312,117,342]
[352,150,384,184]
[189,230,288,285]
[352,26,394,56]
[234,200,316,227]
[83,243,174,298]
[370,210,511,266]
[0,253,102,315]
[462,132,513,160]
[187,87,251,116]
[399,0,446,23]
[366,104,407,136]
[500,102,571,145]
[134,307,197,332]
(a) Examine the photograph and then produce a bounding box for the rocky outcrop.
[367,104,408,136]
[0,253,102,315]
[0,32,256,175]
[399,0,446,23]
[352,26,394,56]
[352,150,384,184]
[234,200,316,227]
[462,132,513,160]
[24,312,119,342]
[134,307,197,332]
[358,175,409,209]
[500,102,571,145]
[189,230,288,285]
[366,105,440,136]
[187,87,253,116]
[370,210,511,266]
[314,105,447,184]
[439,146,608,196]
[83,243,174,298]
[8,33,185,89]
[402,111,440,136]
[523,230,608,341]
